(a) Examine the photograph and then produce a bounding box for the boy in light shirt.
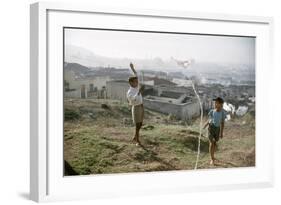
[127,63,145,146]
[203,97,226,165]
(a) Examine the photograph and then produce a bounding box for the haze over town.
[64,28,255,72]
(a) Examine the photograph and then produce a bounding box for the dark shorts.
[208,124,220,142]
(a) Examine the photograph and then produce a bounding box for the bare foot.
[136,140,142,146]
[210,159,215,165]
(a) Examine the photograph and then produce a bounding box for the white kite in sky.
[171,57,194,68]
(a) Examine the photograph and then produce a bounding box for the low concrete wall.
[143,98,200,121]
[64,90,81,98]
[180,100,200,120]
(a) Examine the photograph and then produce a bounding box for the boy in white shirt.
[127,63,144,146]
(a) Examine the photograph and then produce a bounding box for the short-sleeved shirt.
[127,86,143,106]
[208,109,226,128]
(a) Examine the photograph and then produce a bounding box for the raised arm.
[130,62,137,75]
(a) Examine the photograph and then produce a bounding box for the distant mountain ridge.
[65,45,180,71]
[64,62,91,73]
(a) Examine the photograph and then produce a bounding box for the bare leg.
[132,132,137,142]
[213,142,217,160]
[209,141,216,165]
[132,124,138,142]
[134,122,142,145]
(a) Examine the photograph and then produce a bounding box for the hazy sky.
[65,28,255,66]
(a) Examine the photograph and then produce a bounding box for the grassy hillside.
[63,98,255,176]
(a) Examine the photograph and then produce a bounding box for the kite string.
[168,58,203,169]
[191,81,203,170]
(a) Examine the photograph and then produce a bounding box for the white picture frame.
[30,2,274,202]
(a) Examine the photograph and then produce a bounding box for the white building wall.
[106,81,129,102]
[64,70,111,91]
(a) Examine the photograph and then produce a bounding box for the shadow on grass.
[181,136,209,153]
[136,144,179,171]
[215,159,240,167]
